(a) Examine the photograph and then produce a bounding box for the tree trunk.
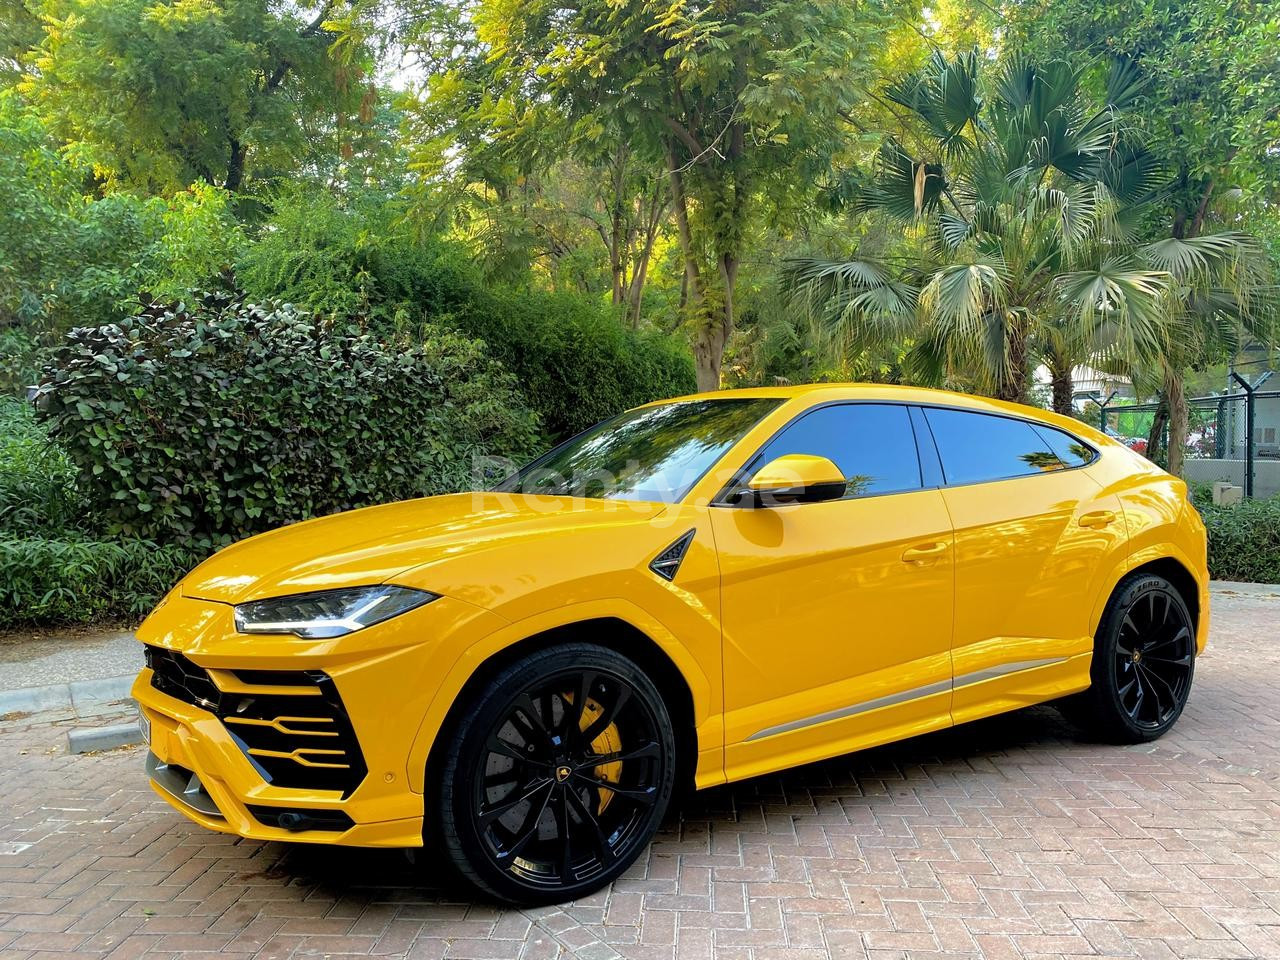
[625,187,666,329]
[690,253,737,392]
[226,138,246,192]
[625,235,654,329]
[1048,355,1074,415]
[665,142,701,314]
[693,311,729,392]
[1146,398,1169,464]
[1165,365,1188,478]
[995,314,1031,404]
[666,138,726,390]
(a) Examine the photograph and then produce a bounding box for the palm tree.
[784,53,1172,412]
[1135,233,1275,475]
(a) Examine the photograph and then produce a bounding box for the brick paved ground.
[4,586,1279,960]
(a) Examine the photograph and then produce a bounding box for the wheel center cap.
[1132,650,1142,664]
[555,765,572,783]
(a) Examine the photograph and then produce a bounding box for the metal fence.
[1099,385,1280,498]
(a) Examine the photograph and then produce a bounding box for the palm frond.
[1141,232,1261,281]
[1057,258,1172,361]
[1103,57,1149,111]
[860,141,947,221]
[780,257,921,353]
[886,50,982,154]
[921,261,1009,343]
[938,212,973,251]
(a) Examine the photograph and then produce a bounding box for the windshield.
[499,398,782,503]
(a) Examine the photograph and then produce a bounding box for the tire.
[1062,573,1197,743]
[431,643,677,905]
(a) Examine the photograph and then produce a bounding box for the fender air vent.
[649,529,696,582]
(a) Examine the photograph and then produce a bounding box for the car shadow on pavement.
[259,703,1083,904]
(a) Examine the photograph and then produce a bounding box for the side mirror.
[743,454,847,506]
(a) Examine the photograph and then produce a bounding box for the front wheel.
[1063,573,1196,743]
[432,643,677,904]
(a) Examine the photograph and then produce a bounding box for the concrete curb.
[0,674,134,718]
[67,720,144,754]
[1209,580,1280,598]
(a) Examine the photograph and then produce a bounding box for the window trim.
[713,399,1100,506]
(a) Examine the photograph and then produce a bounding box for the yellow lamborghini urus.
[134,384,1209,903]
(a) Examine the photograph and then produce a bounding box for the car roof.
[645,383,1112,444]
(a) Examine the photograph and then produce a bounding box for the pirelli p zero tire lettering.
[1064,573,1196,744]
[431,642,677,904]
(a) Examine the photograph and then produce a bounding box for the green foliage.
[0,397,82,536]
[239,191,696,439]
[396,0,900,386]
[37,290,542,544]
[0,396,193,627]
[0,94,245,339]
[22,0,365,193]
[1005,0,1280,213]
[783,52,1275,421]
[0,536,199,626]
[1192,492,1280,585]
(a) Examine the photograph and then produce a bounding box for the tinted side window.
[1033,425,1096,467]
[922,408,1065,485]
[752,404,922,498]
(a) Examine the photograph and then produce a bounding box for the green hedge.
[238,192,696,440]
[0,398,199,626]
[1196,495,1280,584]
[36,290,541,545]
[0,537,199,626]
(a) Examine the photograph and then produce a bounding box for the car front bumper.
[133,589,506,847]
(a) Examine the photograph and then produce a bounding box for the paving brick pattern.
[4,587,1280,959]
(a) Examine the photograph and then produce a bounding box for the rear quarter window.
[922,407,1067,485]
[1031,424,1097,468]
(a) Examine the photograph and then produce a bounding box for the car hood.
[180,492,669,605]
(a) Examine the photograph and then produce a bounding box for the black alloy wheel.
[433,643,676,904]
[1064,572,1196,743]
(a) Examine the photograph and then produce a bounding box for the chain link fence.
[1100,386,1280,499]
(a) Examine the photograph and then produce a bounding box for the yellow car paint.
[133,383,1209,848]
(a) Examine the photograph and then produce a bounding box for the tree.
[0,92,243,335]
[1006,0,1280,462]
[22,0,365,194]
[1136,233,1274,476]
[0,0,41,83]
[388,0,897,390]
[784,53,1174,410]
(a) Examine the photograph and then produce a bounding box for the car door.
[712,402,956,782]
[918,406,1129,725]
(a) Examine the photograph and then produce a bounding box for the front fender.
[404,596,724,794]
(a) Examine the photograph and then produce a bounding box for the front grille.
[145,646,367,796]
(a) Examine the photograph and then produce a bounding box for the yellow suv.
[134,384,1209,903]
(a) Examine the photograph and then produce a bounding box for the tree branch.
[662,117,705,158]
[301,0,336,37]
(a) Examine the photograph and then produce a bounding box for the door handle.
[1078,510,1117,529]
[901,542,948,564]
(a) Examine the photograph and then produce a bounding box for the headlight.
[233,586,438,639]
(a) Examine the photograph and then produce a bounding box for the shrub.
[0,537,199,627]
[0,396,82,536]
[1194,493,1280,584]
[238,191,696,439]
[37,290,541,545]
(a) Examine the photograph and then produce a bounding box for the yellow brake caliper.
[572,696,622,812]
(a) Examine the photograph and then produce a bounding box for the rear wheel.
[432,643,677,904]
[1063,573,1196,743]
